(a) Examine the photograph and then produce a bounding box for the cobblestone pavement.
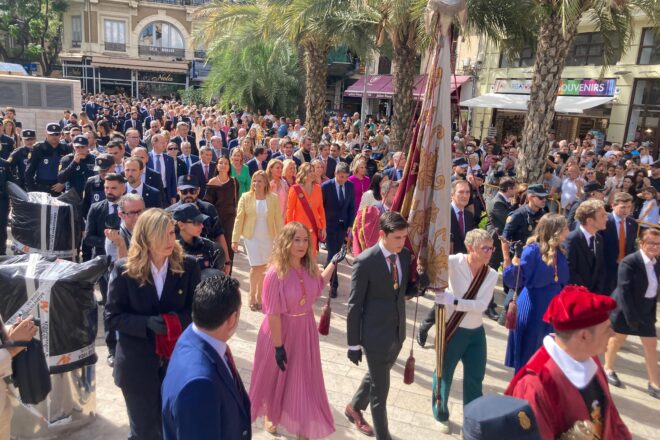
[61,249,658,440]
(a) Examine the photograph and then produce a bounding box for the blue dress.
[503,243,569,371]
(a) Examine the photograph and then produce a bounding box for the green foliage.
[202,41,301,115]
[0,0,69,75]
[177,87,207,106]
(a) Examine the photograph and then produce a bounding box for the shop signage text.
[494,79,531,94]
[558,79,616,97]
[138,72,185,83]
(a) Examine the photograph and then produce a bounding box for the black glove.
[514,241,524,258]
[347,348,362,366]
[146,316,167,335]
[331,244,347,265]
[275,346,287,371]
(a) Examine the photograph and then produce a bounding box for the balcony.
[105,42,126,52]
[138,45,185,58]
[140,0,209,5]
[72,41,81,49]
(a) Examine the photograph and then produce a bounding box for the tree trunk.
[390,43,417,152]
[518,14,579,183]
[302,41,329,143]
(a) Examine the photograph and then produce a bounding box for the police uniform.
[81,154,114,262]
[25,123,72,195]
[0,158,13,255]
[165,175,224,242]
[502,204,544,248]
[7,129,36,189]
[0,134,15,160]
[57,135,97,195]
[172,203,226,273]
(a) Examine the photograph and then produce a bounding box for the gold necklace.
[553,253,559,283]
[295,266,307,305]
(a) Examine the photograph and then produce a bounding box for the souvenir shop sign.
[558,79,616,97]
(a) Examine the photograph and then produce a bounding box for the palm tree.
[470,0,659,182]
[195,0,373,142]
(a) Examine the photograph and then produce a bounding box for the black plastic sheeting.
[0,255,109,374]
[8,183,81,258]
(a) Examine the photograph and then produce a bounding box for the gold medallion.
[518,411,532,430]
[393,282,399,290]
[299,297,306,306]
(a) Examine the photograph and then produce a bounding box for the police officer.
[0,156,14,255]
[172,203,225,276]
[7,129,37,189]
[57,135,97,196]
[165,174,230,273]
[82,154,113,222]
[25,123,72,195]
[0,126,14,160]
[501,184,548,267]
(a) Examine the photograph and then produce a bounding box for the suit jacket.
[383,166,404,182]
[189,161,217,198]
[293,149,312,164]
[123,119,142,136]
[347,244,411,351]
[147,151,177,202]
[318,156,337,179]
[84,199,110,254]
[321,178,356,233]
[246,157,267,176]
[210,148,230,162]
[171,135,197,155]
[601,213,637,293]
[232,192,283,242]
[273,154,301,167]
[565,228,607,294]
[450,207,474,255]
[143,167,165,199]
[173,157,188,182]
[105,257,201,393]
[162,327,251,440]
[611,251,660,333]
[128,182,162,209]
[178,154,199,172]
[487,192,512,235]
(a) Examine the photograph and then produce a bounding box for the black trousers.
[420,308,436,334]
[351,342,402,440]
[121,362,166,440]
[0,198,8,255]
[325,226,347,290]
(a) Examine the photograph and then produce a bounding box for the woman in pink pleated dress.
[250,221,346,439]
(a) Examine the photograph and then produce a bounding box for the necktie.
[224,346,242,391]
[203,165,209,181]
[338,184,345,205]
[111,203,118,214]
[458,210,465,237]
[589,236,595,254]
[131,189,137,194]
[185,156,191,169]
[388,254,399,290]
[155,154,162,174]
[617,219,626,262]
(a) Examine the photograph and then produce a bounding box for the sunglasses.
[480,246,495,253]
[180,188,197,195]
[167,147,179,151]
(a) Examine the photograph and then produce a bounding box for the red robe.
[505,346,631,440]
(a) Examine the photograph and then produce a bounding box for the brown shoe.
[345,404,375,437]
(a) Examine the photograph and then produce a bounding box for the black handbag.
[2,338,52,404]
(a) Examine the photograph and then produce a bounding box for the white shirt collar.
[640,249,657,265]
[451,202,463,216]
[612,213,623,224]
[127,182,143,194]
[150,259,168,282]
[191,323,227,360]
[378,241,395,260]
[579,225,594,243]
[543,335,597,389]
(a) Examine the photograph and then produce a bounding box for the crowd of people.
[0,92,657,440]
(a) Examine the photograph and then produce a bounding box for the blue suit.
[128,182,162,209]
[178,154,199,172]
[246,157,267,176]
[189,161,217,198]
[162,326,251,440]
[147,151,177,202]
[601,213,637,293]
[321,178,356,289]
[383,166,404,182]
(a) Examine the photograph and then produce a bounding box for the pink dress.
[249,266,335,439]
[348,175,370,210]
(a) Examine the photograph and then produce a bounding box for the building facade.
[59,0,210,98]
[465,12,659,149]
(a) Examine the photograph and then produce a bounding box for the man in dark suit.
[148,134,177,205]
[383,151,406,182]
[162,275,251,439]
[123,111,142,137]
[166,142,189,182]
[189,147,217,198]
[322,162,356,298]
[565,199,608,295]
[274,139,301,166]
[417,180,475,346]
[604,228,660,397]
[247,146,269,176]
[123,157,162,209]
[170,122,197,155]
[601,192,637,294]
[130,147,165,204]
[345,212,412,439]
[317,143,337,179]
[209,136,230,162]
[178,141,199,172]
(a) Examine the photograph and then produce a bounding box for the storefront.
[462,78,616,144]
[625,79,659,154]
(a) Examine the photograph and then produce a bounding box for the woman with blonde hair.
[106,208,201,440]
[348,156,370,209]
[502,213,570,372]
[232,171,283,311]
[249,222,345,439]
[282,158,297,187]
[230,147,251,197]
[311,158,328,184]
[285,163,326,254]
[266,158,289,218]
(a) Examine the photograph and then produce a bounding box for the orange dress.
[285,183,326,253]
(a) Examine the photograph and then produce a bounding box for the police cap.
[462,395,540,440]
[46,123,62,134]
[21,129,36,139]
[526,184,548,198]
[452,157,468,168]
[94,153,115,171]
[583,181,604,194]
[177,174,200,190]
[73,135,89,147]
[172,203,209,223]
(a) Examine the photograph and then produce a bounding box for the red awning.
[344,74,471,100]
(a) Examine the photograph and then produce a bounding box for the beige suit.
[232,192,283,243]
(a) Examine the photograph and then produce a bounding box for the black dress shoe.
[485,307,499,320]
[606,370,622,387]
[416,329,427,348]
[330,288,338,299]
[107,354,115,368]
[648,383,660,399]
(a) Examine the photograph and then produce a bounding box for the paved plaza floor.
[62,248,658,440]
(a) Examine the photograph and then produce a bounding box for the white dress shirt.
[579,225,595,253]
[191,323,232,375]
[153,153,167,187]
[378,241,401,284]
[127,182,143,196]
[640,250,658,299]
[150,259,169,300]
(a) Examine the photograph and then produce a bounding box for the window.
[499,45,536,68]
[71,16,82,47]
[638,28,660,65]
[566,32,620,66]
[104,20,125,44]
[377,56,391,74]
[139,22,184,49]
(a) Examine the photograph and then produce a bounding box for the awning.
[344,74,471,100]
[91,56,189,73]
[460,93,614,114]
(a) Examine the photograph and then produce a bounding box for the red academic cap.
[543,285,616,331]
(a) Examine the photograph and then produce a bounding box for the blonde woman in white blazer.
[232,171,284,311]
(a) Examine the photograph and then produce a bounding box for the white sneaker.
[437,420,450,434]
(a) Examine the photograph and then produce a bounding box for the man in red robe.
[505,285,631,440]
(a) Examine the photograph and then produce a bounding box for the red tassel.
[403,350,415,384]
[318,303,331,335]
[505,301,517,330]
